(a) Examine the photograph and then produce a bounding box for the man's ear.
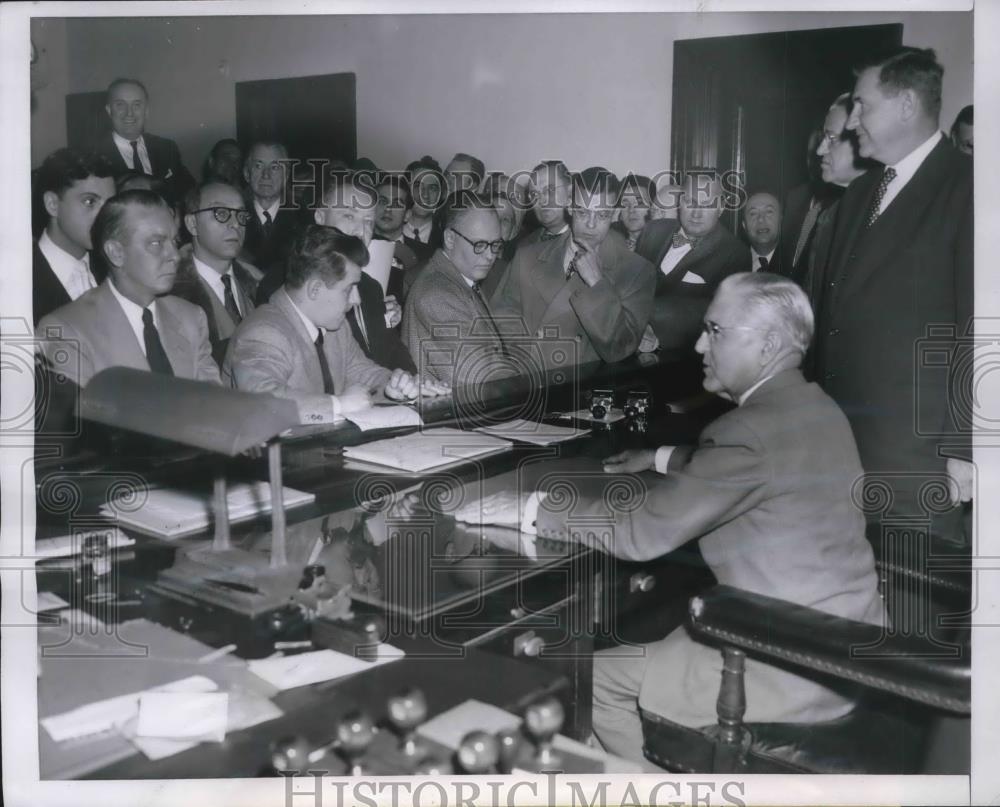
[898,88,918,123]
[42,190,60,219]
[442,228,454,251]
[243,164,251,184]
[761,329,780,363]
[304,277,322,301]
[103,238,125,269]
[314,208,325,226]
[183,213,197,239]
[104,104,112,120]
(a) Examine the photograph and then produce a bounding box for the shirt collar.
[108,276,158,331]
[193,254,233,287]
[112,131,145,149]
[751,247,776,262]
[888,130,943,183]
[738,372,778,406]
[254,199,281,221]
[283,288,320,343]
[39,229,89,273]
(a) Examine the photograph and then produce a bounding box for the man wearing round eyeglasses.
[454,273,883,767]
[493,166,655,369]
[402,196,512,386]
[172,181,261,367]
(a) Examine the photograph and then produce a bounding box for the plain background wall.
[29,11,973,176]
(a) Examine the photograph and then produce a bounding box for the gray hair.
[719,272,814,355]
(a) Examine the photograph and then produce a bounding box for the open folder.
[343,427,512,473]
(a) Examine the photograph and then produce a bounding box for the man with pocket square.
[635,173,748,352]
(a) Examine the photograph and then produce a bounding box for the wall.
[29,18,69,167]
[30,11,973,175]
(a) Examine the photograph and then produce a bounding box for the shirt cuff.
[654,446,676,475]
[330,395,341,420]
[521,491,549,535]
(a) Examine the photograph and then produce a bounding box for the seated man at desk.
[224,225,448,423]
[36,189,221,388]
[491,166,655,369]
[457,272,884,766]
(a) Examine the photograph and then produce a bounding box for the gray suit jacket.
[223,286,391,423]
[536,369,884,727]
[36,280,220,388]
[402,249,511,386]
[492,232,655,368]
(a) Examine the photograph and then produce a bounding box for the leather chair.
[640,567,971,773]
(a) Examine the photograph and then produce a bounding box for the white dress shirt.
[38,230,97,300]
[112,131,152,175]
[659,232,695,277]
[193,256,241,316]
[107,279,160,357]
[285,290,340,419]
[254,199,281,228]
[405,214,434,244]
[750,248,776,272]
[877,130,943,217]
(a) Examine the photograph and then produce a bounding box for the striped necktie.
[865,167,897,228]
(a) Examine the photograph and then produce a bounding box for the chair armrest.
[688,585,970,714]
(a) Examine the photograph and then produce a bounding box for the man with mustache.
[36,189,220,388]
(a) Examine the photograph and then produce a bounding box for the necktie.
[411,227,422,243]
[221,274,242,324]
[565,248,580,280]
[262,210,274,239]
[757,255,769,271]
[142,308,174,376]
[626,235,638,252]
[792,200,822,267]
[864,167,897,228]
[129,140,146,174]
[671,231,697,250]
[472,282,507,356]
[314,330,336,395]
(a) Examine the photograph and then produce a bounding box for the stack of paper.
[35,527,134,559]
[247,645,404,691]
[346,405,423,432]
[343,427,511,472]
[100,481,315,539]
[475,419,590,446]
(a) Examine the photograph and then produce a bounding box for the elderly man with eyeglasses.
[491,166,655,370]
[172,180,262,367]
[402,193,514,386]
[455,272,884,769]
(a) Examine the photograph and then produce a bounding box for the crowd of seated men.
[31,44,973,770]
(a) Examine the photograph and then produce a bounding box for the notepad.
[346,405,423,432]
[247,645,404,690]
[475,419,590,446]
[343,427,511,472]
[100,481,315,539]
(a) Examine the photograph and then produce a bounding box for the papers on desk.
[346,405,423,432]
[475,418,590,446]
[247,645,404,691]
[100,481,315,539]
[343,427,512,473]
[35,527,134,559]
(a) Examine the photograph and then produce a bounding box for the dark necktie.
[314,330,336,395]
[865,167,897,228]
[129,140,146,174]
[411,227,422,243]
[262,210,274,239]
[221,274,242,323]
[472,282,507,356]
[141,308,174,376]
[757,255,769,271]
[671,231,697,250]
[565,249,579,280]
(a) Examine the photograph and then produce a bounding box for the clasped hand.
[384,369,451,402]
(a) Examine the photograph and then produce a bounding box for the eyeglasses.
[571,207,616,222]
[821,130,845,146]
[701,320,769,340]
[191,206,252,226]
[450,228,505,255]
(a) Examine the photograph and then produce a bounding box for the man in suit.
[614,173,655,251]
[93,78,195,205]
[492,167,655,369]
[456,273,884,766]
[519,160,572,249]
[403,197,511,386]
[635,173,748,352]
[403,156,445,262]
[813,46,973,519]
[36,190,220,389]
[243,141,306,294]
[224,226,447,424]
[741,191,784,274]
[32,148,117,324]
[313,173,416,373]
[373,173,422,301]
[172,181,260,367]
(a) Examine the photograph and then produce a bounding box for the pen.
[198,643,237,663]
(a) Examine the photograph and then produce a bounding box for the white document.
[35,527,134,559]
[247,645,404,691]
[346,405,423,432]
[343,427,511,473]
[475,419,589,446]
[364,239,397,294]
[136,692,228,742]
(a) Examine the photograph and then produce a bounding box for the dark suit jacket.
[402,217,443,264]
[171,251,259,368]
[812,136,973,513]
[536,368,883,726]
[246,206,308,300]
[635,219,748,350]
[348,272,416,374]
[93,131,194,203]
[781,184,843,287]
[33,243,72,325]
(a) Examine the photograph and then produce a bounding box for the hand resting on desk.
[453,491,528,529]
[601,449,656,474]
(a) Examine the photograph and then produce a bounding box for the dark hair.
[202,138,242,181]
[37,147,116,199]
[619,173,655,204]
[115,170,164,195]
[951,104,973,132]
[182,179,243,220]
[572,167,622,206]
[320,169,378,209]
[91,189,172,261]
[376,172,412,208]
[532,160,571,179]
[406,155,442,177]
[442,191,497,231]
[106,77,149,103]
[244,140,290,166]
[856,46,943,120]
[827,92,879,174]
[285,225,370,289]
[449,153,486,185]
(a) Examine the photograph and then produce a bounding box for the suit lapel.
[155,300,191,376]
[274,288,324,390]
[530,236,576,325]
[96,283,149,369]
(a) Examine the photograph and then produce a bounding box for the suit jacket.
[223,286,392,423]
[402,219,442,265]
[93,131,195,202]
[35,280,220,389]
[171,251,260,368]
[245,206,308,300]
[536,368,884,727]
[492,232,655,368]
[402,249,511,385]
[812,137,973,513]
[349,271,416,374]
[33,242,72,325]
[635,219,748,350]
